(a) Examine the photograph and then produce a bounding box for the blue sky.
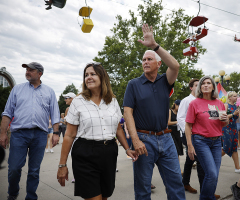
[0,0,239,99]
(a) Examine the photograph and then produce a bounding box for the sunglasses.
[86,62,102,68]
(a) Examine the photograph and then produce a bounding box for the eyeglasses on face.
[64,97,71,100]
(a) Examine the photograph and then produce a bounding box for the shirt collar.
[189,93,196,99]
[140,73,162,84]
[28,80,42,88]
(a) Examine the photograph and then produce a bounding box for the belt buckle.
[151,131,157,135]
[104,140,108,145]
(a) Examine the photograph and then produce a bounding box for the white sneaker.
[235,169,240,173]
[45,149,49,153]
[50,149,54,153]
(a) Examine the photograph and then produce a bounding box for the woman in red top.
[185,76,229,200]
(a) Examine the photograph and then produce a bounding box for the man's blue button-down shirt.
[2,82,60,132]
[123,73,174,132]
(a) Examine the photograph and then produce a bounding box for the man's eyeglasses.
[64,97,71,100]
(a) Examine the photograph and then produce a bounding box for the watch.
[58,164,67,168]
[153,45,160,52]
[53,131,60,135]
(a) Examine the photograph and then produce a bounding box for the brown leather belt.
[137,128,172,136]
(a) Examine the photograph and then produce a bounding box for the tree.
[0,85,11,119]
[214,72,240,94]
[58,83,79,114]
[93,0,205,107]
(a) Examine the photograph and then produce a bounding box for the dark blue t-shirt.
[123,73,174,132]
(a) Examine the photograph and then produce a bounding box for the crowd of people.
[0,23,240,200]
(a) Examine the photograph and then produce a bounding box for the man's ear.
[157,61,162,68]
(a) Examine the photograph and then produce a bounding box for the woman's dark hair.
[80,63,115,104]
[171,103,176,110]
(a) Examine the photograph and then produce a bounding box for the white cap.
[62,92,76,98]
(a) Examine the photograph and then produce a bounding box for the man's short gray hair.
[195,76,219,99]
[144,50,161,62]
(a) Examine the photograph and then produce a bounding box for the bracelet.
[125,148,130,153]
[58,164,67,168]
[153,45,160,52]
[53,131,60,135]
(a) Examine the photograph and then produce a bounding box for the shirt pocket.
[38,94,50,108]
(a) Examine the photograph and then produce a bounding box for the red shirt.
[186,98,225,137]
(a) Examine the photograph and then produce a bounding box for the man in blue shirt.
[123,24,185,200]
[0,62,60,200]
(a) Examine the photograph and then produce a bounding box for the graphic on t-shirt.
[203,104,219,120]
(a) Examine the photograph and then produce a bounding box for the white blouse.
[65,95,122,141]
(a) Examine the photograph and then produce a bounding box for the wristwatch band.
[53,131,60,135]
[58,164,67,168]
[153,45,160,52]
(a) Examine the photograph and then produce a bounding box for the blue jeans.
[192,134,222,200]
[8,128,48,200]
[133,132,185,200]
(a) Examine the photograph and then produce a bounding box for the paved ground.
[0,136,238,200]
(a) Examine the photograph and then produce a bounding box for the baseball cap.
[175,99,181,105]
[62,92,76,98]
[22,62,44,74]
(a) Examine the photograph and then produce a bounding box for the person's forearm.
[168,121,178,126]
[116,125,129,150]
[185,122,193,147]
[154,45,179,71]
[0,116,11,135]
[52,123,59,132]
[59,136,74,165]
[124,109,138,141]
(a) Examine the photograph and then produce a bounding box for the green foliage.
[94,0,205,107]
[58,83,79,114]
[0,85,11,119]
[215,72,240,93]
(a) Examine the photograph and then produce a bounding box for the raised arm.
[138,23,180,85]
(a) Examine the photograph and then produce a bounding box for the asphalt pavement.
[0,136,238,200]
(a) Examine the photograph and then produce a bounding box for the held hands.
[126,149,139,162]
[57,167,69,186]
[188,145,196,161]
[132,138,148,156]
[0,133,8,149]
[138,23,158,49]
